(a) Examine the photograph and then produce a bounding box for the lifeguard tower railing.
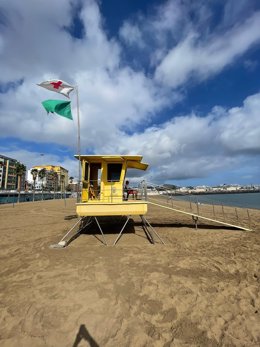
[143,182,252,231]
[80,179,148,203]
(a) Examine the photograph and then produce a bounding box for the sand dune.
[0,199,259,346]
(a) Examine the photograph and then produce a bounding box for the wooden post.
[143,180,147,201]
[64,189,67,207]
[247,209,251,230]
[212,204,215,217]
[235,208,239,221]
[222,204,225,221]
[196,198,199,215]
[192,215,199,230]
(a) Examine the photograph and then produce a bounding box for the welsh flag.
[38,79,74,98]
[41,100,73,120]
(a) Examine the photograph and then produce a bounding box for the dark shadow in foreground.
[72,324,100,347]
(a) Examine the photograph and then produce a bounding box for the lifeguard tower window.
[107,164,122,182]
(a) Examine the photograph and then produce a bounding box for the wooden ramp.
[147,198,252,232]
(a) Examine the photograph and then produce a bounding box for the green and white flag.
[41,100,73,120]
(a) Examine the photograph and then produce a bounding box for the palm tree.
[47,169,53,196]
[61,174,65,191]
[48,169,57,198]
[38,168,46,201]
[67,176,74,192]
[60,173,67,201]
[52,171,58,199]
[30,168,38,202]
[16,162,26,203]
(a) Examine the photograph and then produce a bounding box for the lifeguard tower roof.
[74,155,148,171]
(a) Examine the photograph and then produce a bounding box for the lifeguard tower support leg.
[50,216,108,248]
[112,215,166,245]
[140,215,165,244]
[113,216,131,245]
[94,217,107,245]
[50,217,85,248]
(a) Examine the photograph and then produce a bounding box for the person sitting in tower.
[124,180,137,200]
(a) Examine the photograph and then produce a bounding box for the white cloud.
[3,91,258,182]
[155,11,260,87]
[119,23,144,48]
[0,65,172,152]
[0,0,120,83]
[0,0,174,151]
[118,1,260,88]
[102,92,260,181]
[218,93,260,153]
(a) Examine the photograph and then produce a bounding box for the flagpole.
[38,79,81,201]
[75,85,81,203]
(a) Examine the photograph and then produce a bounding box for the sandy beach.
[0,198,259,347]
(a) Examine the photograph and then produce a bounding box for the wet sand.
[0,198,259,346]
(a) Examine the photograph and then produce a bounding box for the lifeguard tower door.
[82,160,102,201]
[89,163,101,199]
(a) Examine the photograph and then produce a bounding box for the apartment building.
[27,165,69,191]
[0,154,26,190]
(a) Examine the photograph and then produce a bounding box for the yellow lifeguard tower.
[76,155,148,216]
[51,155,164,247]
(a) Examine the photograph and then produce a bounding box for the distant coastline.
[171,189,260,196]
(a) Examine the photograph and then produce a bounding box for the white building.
[27,170,42,190]
[225,186,242,191]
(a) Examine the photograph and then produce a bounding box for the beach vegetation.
[48,170,59,198]
[15,162,26,203]
[60,174,65,192]
[38,168,47,200]
[30,168,38,202]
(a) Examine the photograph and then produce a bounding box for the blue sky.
[0,0,260,186]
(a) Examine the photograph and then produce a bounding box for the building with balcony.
[27,165,69,191]
[0,155,26,190]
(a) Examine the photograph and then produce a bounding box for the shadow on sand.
[64,214,79,220]
[134,221,238,230]
[72,324,100,347]
[63,215,238,247]
[64,216,136,246]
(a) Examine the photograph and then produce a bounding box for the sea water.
[174,192,260,210]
